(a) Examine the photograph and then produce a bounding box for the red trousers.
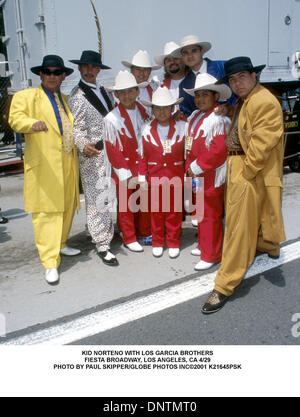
[197,190,224,263]
[151,184,183,248]
[116,181,151,245]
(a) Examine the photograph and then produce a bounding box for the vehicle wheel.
[289,158,300,172]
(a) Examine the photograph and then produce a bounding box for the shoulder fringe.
[187,109,203,123]
[139,121,152,158]
[201,112,231,150]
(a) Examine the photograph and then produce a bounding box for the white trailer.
[1,0,300,94]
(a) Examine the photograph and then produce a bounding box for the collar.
[41,84,61,97]
[192,60,207,76]
[242,82,260,103]
[80,78,100,90]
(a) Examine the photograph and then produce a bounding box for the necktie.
[54,93,74,153]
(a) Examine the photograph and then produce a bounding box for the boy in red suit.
[184,73,231,270]
[104,71,151,252]
[139,87,185,258]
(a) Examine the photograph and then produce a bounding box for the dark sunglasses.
[41,68,64,76]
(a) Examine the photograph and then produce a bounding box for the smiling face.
[114,87,139,110]
[131,65,152,83]
[79,63,101,85]
[181,45,204,71]
[164,55,185,76]
[194,89,219,112]
[40,67,66,92]
[228,70,257,98]
[152,105,173,126]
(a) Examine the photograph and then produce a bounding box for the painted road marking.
[2,241,300,345]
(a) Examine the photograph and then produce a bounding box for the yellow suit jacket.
[9,85,80,213]
[238,83,286,243]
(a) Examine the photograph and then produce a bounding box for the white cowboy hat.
[106,70,148,92]
[154,41,181,66]
[141,86,184,107]
[172,34,212,58]
[122,50,161,70]
[183,73,232,101]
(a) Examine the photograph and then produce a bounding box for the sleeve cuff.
[190,160,204,175]
[113,167,132,181]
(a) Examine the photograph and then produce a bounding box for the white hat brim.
[141,96,184,107]
[172,41,212,58]
[121,60,161,70]
[183,83,231,101]
[154,54,168,67]
[106,81,148,92]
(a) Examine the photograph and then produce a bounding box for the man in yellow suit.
[201,56,286,314]
[9,55,80,285]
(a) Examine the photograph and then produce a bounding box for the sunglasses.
[41,68,64,76]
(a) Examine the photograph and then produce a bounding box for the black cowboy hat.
[31,54,74,76]
[69,50,111,69]
[216,56,266,84]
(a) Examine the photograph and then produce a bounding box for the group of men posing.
[8,34,285,314]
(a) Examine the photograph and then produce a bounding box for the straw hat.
[141,86,183,107]
[183,73,232,101]
[122,50,161,70]
[154,41,181,66]
[172,34,212,58]
[106,70,148,92]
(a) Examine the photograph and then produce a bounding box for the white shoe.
[152,247,163,257]
[191,219,198,227]
[169,248,180,258]
[194,260,215,271]
[45,268,59,285]
[126,241,144,252]
[60,246,81,256]
[191,248,201,256]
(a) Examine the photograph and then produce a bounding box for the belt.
[227,149,245,156]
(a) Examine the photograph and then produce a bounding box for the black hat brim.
[31,66,74,76]
[69,59,111,70]
[216,64,266,85]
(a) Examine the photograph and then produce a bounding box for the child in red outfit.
[139,87,186,258]
[104,71,152,252]
[184,73,231,270]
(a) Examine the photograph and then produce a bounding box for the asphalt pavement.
[0,167,300,345]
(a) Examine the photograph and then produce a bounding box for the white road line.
[2,241,300,345]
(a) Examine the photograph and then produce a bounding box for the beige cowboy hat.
[183,73,232,101]
[106,70,148,92]
[122,50,161,70]
[154,41,181,66]
[141,86,184,107]
[172,34,212,58]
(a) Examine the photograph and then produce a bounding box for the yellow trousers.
[32,151,77,269]
[214,156,279,296]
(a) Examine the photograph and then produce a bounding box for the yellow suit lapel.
[37,86,61,135]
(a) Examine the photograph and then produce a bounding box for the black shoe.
[0,216,8,224]
[256,250,280,260]
[201,290,229,314]
[98,250,119,266]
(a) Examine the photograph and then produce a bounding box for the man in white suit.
[68,50,118,266]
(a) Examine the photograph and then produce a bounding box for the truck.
[1,0,300,169]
